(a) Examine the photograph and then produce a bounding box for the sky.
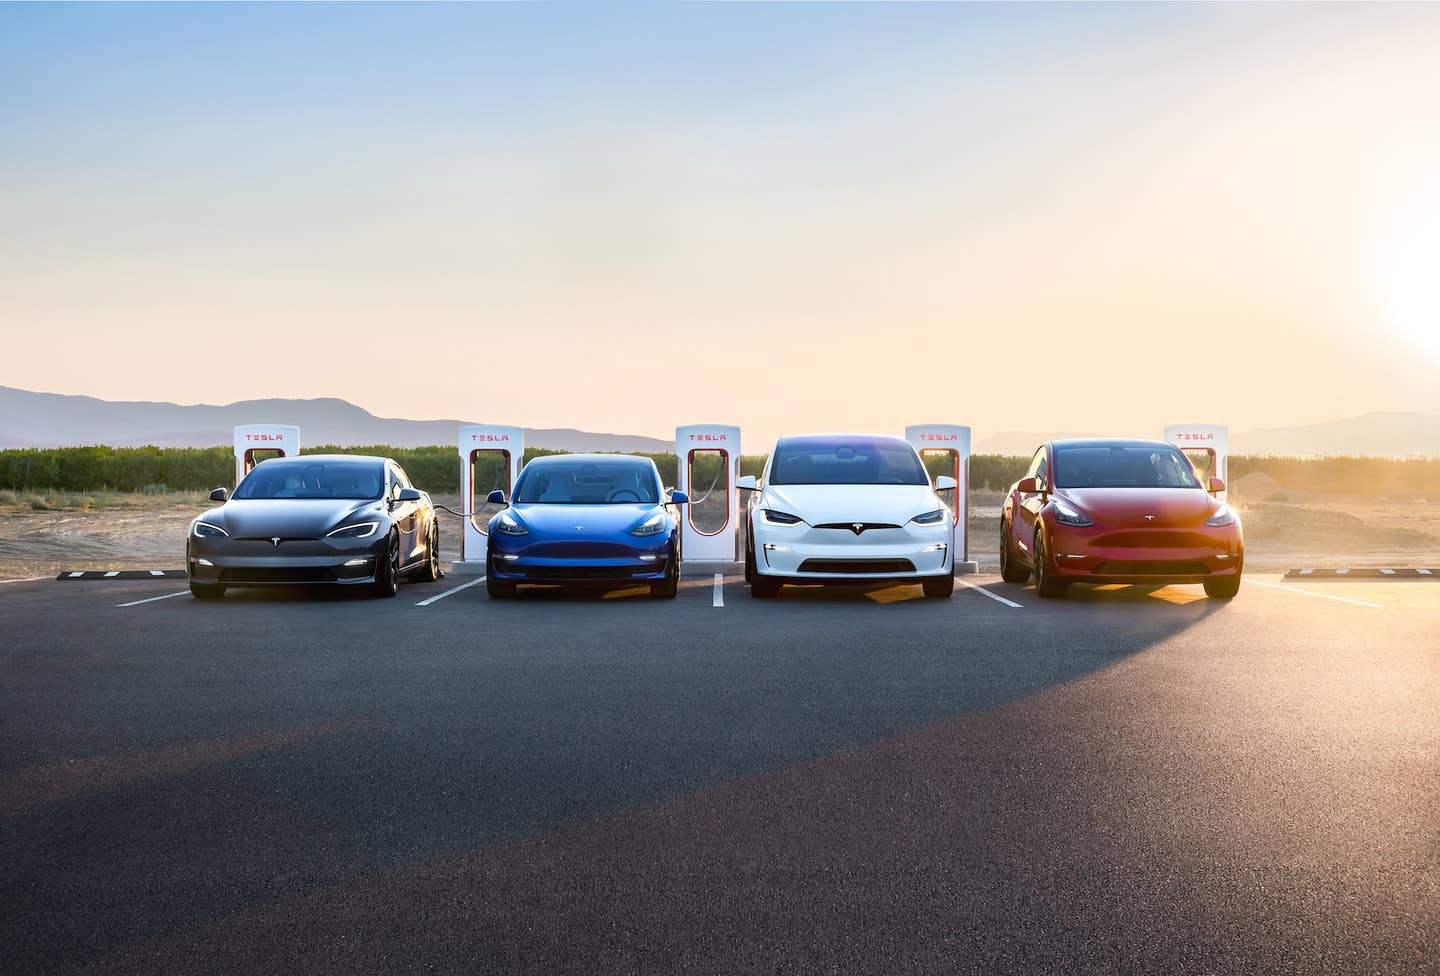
[2,2,1439,449]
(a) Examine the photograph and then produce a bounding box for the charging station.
[676,425,740,563]
[1164,424,1228,501]
[458,424,525,563]
[905,424,978,575]
[233,425,299,486]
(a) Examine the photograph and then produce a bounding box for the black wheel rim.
[1000,524,1009,574]
[1034,534,1045,587]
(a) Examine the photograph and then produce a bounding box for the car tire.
[371,532,399,598]
[485,548,516,597]
[410,522,441,582]
[999,518,1029,583]
[922,573,954,599]
[651,551,679,599]
[744,533,755,585]
[1033,528,1069,599]
[189,581,225,600]
[1204,564,1242,600]
[750,557,781,599]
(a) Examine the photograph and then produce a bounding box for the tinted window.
[1054,445,1201,489]
[769,438,928,486]
[234,461,385,500]
[514,460,659,505]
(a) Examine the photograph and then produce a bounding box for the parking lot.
[2,570,1437,974]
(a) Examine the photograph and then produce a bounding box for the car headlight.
[1205,504,1238,527]
[1052,501,1093,527]
[761,509,803,525]
[192,520,228,539]
[326,521,379,539]
[630,512,667,537]
[493,510,528,536]
[910,509,946,526]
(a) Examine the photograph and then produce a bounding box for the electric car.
[999,438,1243,599]
[740,434,957,599]
[484,454,689,598]
[187,455,440,599]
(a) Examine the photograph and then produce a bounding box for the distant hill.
[976,414,1440,458]
[0,386,672,453]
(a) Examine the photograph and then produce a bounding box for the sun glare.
[1384,219,1440,364]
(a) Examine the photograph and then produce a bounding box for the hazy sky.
[3,2,1438,448]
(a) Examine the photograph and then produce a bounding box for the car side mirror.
[668,490,690,505]
[392,487,422,505]
[1016,477,1037,493]
[1209,477,1226,495]
[935,475,957,491]
[209,487,228,502]
[736,475,758,491]
[486,489,508,506]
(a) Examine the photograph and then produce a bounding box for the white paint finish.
[117,591,190,607]
[712,573,724,607]
[415,576,487,606]
[956,578,1024,608]
[1336,568,1350,575]
[1247,578,1383,609]
[905,424,972,569]
[104,571,119,578]
[1299,568,1314,575]
[149,570,165,576]
[1381,568,1396,575]
[457,425,525,563]
[0,576,48,585]
[676,424,741,563]
[67,572,84,578]
[1419,569,1433,575]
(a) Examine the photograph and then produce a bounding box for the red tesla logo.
[689,434,728,442]
[1176,433,1215,441]
[470,434,510,442]
[919,434,958,442]
[244,433,286,442]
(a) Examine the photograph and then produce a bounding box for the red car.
[999,438,1242,599]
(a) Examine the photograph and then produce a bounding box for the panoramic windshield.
[233,460,384,500]
[514,460,659,505]
[769,437,928,486]
[1054,445,1201,489]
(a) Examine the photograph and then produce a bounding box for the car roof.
[261,454,387,464]
[774,433,912,447]
[1049,438,1175,450]
[527,453,655,466]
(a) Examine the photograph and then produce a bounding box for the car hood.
[1057,487,1216,528]
[509,503,660,536]
[762,484,942,525]
[218,499,386,539]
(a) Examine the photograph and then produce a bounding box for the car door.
[389,464,420,564]
[1014,446,1049,562]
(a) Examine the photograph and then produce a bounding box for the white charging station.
[676,424,740,563]
[233,425,299,485]
[905,424,978,575]
[458,424,525,563]
[1163,423,1228,501]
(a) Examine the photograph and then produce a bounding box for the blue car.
[484,454,689,599]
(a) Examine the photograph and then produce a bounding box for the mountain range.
[2,386,1436,457]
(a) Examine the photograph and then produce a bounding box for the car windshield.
[514,460,659,505]
[769,437,928,486]
[1053,445,1201,489]
[233,460,384,500]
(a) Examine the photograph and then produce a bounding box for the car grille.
[523,542,638,558]
[812,522,902,534]
[796,558,916,574]
[218,567,337,584]
[1090,560,1210,576]
[1093,531,1216,548]
[516,566,650,581]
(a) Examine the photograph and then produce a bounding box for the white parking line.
[1248,578,1382,609]
[117,590,190,608]
[956,578,1023,608]
[0,576,48,585]
[415,576,486,606]
[713,573,724,607]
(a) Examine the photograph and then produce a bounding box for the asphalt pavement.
[1,570,1436,974]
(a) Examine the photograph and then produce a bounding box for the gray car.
[186,454,440,599]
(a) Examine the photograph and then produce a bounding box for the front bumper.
[754,521,953,581]
[1046,522,1244,583]
[187,535,387,586]
[486,536,674,584]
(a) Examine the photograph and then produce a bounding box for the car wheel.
[410,522,441,582]
[189,581,225,600]
[744,532,755,585]
[651,550,679,599]
[1033,528,1069,599]
[750,568,781,599]
[999,518,1029,583]
[485,547,516,598]
[371,532,399,598]
[1204,561,1242,599]
[922,573,954,599]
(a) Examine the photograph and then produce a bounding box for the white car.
[740,434,957,599]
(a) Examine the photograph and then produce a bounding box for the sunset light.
[1384,216,1440,365]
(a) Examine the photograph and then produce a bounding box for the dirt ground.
[1,486,1437,578]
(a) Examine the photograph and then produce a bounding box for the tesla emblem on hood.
[1144,515,1156,521]
[852,523,865,535]
[271,537,282,547]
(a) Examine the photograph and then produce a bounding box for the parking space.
[2,570,1436,974]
